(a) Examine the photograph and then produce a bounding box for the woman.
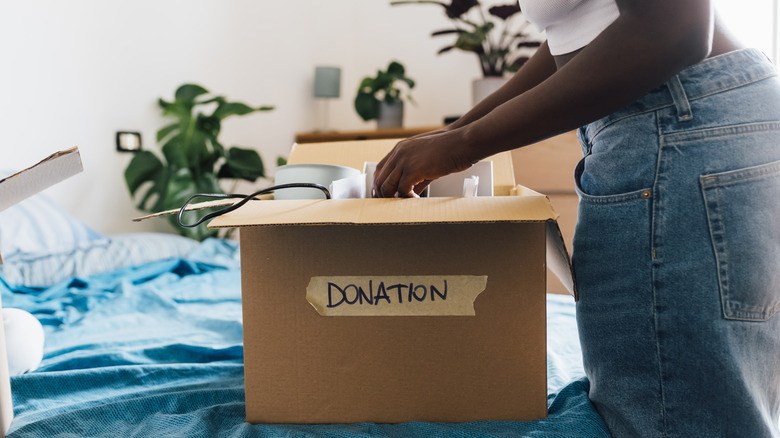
[374,0,780,436]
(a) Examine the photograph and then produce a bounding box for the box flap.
[208,195,557,228]
[546,221,578,299]
[0,147,82,213]
[0,147,82,264]
[132,198,245,222]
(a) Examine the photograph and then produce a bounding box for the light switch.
[116,131,142,152]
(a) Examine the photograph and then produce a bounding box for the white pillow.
[1,232,199,288]
[0,193,107,262]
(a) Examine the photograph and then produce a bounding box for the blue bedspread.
[2,239,609,437]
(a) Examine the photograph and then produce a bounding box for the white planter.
[377,101,404,130]
[472,76,509,107]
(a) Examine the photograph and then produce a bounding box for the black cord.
[177,183,331,228]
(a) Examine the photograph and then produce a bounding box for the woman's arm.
[375,0,717,198]
[448,41,558,130]
[460,0,714,157]
[402,41,558,141]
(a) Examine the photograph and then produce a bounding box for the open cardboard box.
[0,147,83,437]
[197,139,577,424]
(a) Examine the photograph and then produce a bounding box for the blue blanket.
[2,239,608,437]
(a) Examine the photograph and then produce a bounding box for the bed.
[0,193,609,437]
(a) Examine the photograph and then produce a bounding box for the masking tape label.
[306,275,487,317]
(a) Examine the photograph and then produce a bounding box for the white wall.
[0,0,492,234]
[715,0,778,62]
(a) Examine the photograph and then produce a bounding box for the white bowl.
[274,163,361,200]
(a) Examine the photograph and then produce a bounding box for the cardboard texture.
[201,140,575,424]
[234,221,549,423]
[0,147,83,214]
[0,147,83,437]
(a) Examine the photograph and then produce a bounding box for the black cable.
[177,183,331,228]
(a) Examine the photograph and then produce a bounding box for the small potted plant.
[124,83,274,241]
[391,0,541,104]
[354,60,416,129]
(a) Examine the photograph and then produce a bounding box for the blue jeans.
[573,48,780,437]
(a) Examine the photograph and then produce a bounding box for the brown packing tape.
[306,275,488,316]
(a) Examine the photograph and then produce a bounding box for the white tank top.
[517,0,620,55]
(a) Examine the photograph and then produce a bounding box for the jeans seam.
[661,121,780,145]
[651,109,670,436]
[588,74,777,144]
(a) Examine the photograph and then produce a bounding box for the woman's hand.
[373,129,478,198]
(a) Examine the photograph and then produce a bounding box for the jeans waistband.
[584,48,778,139]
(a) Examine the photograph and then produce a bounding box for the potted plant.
[354,60,416,129]
[391,0,541,104]
[124,83,274,241]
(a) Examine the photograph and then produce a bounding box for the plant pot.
[472,76,509,107]
[377,101,404,130]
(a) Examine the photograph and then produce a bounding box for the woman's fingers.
[375,162,404,198]
[373,130,475,197]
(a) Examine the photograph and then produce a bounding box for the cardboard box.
[0,147,83,437]
[205,140,575,424]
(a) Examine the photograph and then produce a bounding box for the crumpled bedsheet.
[1,238,609,437]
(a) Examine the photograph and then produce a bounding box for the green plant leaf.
[124,151,164,197]
[276,156,287,167]
[159,98,192,120]
[161,168,220,241]
[161,139,189,169]
[124,83,274,240]
[454,31,485,52]
[156,122,179,143]
[137,167,169,213]
[437,45,456,55]
[212,101,256,120]
[355,91,379,121]
[444,0,478,18]
[194,171,223,195]
[387,61,405,76]
[431,28,464,37]
[218,147,265,181]
[184,130,214,175]
[210,138,226,158]
[517,41,542,48]
[162,168,200,211]
[487,4,521,20]
[175,84,209,105]
[196,96,225,106]
[391,0,542,76]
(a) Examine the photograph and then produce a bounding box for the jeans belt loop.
[666,74,694,122]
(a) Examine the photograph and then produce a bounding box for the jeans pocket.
[700,159,780,321]
[574,155,653,205]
